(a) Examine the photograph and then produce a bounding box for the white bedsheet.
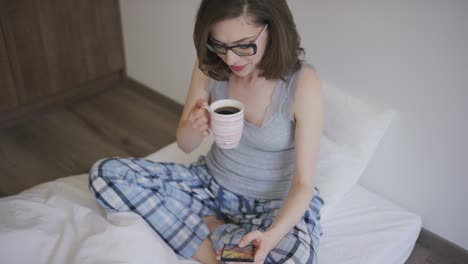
[0,140,421,264]
[318,185,421,264]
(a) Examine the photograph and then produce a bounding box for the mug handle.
[204,105,213,135]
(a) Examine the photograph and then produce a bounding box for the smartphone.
[221,244,255,262]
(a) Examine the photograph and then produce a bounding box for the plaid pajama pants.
[89,157,323,263]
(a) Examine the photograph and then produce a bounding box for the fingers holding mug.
[195,116,210,135]
[188,100,211,135]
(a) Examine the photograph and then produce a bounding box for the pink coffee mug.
[205,99,244,149]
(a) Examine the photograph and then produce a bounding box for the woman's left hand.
[237,230,277,264]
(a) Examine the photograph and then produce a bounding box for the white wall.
[120,0,468,250]
[119,0,198,104]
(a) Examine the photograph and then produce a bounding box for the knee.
[88,158,128,211]
[89,157,131,179]
[88,157,124,193]
[90,157,106,172]
[267,237,314,264]
[89,158,109,193]
[89,158,112,181]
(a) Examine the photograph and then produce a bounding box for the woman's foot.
[202,215,225,233]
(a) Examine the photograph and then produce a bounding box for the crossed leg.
[193,215,225,264]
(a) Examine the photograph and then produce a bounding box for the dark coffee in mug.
[206,99,244,149]
[214,106,240,115]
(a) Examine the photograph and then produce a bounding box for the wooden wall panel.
[98,0,125,74]
[0,25,18,111]
[35,0,89,93]
[77,0,124,80]
[0,0,124,111]
[1,0,52,104]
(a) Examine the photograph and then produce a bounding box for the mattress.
[318,185,421,264]
[0,140,421,264]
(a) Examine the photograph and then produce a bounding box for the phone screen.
[221,244,255,262]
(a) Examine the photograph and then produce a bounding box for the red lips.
[230,65,246,72]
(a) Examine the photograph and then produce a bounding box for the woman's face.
[210,16,268,79]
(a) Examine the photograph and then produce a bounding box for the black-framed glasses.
[207,24,268,56]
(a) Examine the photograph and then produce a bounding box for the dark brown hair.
[193,0,304,81]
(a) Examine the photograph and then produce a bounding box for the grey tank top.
[205,64,311,199]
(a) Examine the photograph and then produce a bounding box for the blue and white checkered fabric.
[89,156,323,263]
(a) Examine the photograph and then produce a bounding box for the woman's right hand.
[188,99,211,137]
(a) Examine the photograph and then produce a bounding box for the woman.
[89,0,323,263]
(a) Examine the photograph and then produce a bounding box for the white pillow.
[147,81,395,214]
[316,81,396,210]
[315,136,362,206]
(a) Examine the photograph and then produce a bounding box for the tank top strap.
[206,62,315,119]
[280,63,316,122]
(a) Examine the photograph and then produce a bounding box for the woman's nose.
[225,49,240,65]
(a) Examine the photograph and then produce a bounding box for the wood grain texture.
[0,80,179,196]
[0,71,121,130]
[0,23,17,111]
[1,0,50,103]
[0,0,124,112]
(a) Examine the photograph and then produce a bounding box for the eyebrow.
[210,34,256,45]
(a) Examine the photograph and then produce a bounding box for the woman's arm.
[266,67,323,241]
[176,59,211,153]
[239,68,323,262]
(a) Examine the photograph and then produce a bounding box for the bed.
[0,82,422,263]
[0,139,421,264]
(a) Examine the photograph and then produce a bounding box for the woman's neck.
[230,69,263,86]
[230,75,277,94]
